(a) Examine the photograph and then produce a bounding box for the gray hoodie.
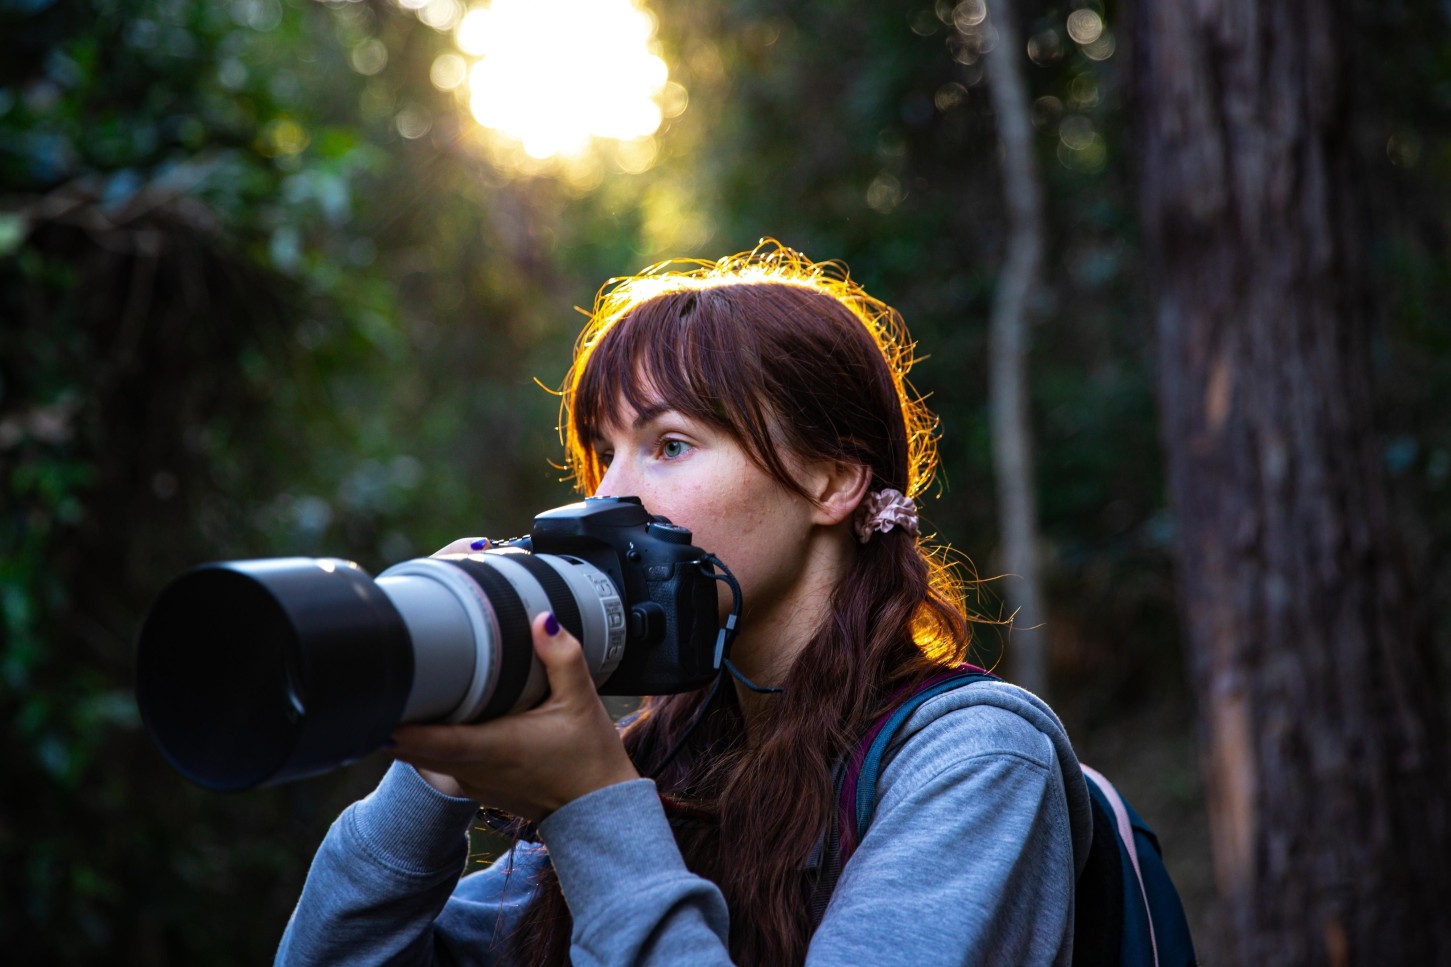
[276,678,1092,966]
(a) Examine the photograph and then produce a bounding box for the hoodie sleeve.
[275,761,544,967]
[278,684,1085,967]
[536,778,733,966]
[275,765,731,967]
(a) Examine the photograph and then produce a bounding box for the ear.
[808,461,872,528]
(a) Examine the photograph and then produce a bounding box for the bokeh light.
[1066,10,1103,45]
[349,37,388,76]
[442,0,673,163]
[430,51,468,91]
[1057,115,1106,173]
[1082,31,1116,62]
[417,0,463,31]
[952,0,987,30]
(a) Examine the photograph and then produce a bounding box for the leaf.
[0,212,26,257]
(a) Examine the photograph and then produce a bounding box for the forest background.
[3,0,1449,963]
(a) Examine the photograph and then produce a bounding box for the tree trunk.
[982,0,1050,698]
[1132,0,1451,962]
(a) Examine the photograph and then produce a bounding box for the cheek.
[690,498,795,591]
[664,495,754,568]
[647,458,807,580]
[657,482,712,529]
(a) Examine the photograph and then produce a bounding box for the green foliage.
[2,1,443,961]
[3,0,1448,960]
[1357,0,1451,644]
[640,0,1172,704]
[0,1,1170,959]
[0,1,682,958]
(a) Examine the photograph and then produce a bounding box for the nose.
[595,460,633,499]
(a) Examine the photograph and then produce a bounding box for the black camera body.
[135,496,730,791]
[525,496,721,695]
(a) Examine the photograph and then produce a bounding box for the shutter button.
[645,521,692,544]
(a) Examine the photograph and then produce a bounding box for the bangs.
[566,285,789,496]
[559,241,937,503]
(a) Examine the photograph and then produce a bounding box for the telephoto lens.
[134,497,727,791]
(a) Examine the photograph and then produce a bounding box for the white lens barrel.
[376,552,626,725]
[470,553,553,714]
[530,554,627,681]
[377,558,502,723]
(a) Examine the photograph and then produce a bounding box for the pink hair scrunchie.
[854,488,919,544]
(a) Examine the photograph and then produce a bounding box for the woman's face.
[591,399,822,622]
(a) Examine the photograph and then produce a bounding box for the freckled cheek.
[667,480,715,522]
[627,469,682,513]
[698,517,772,590]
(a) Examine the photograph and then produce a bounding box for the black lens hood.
[135,558,413,791]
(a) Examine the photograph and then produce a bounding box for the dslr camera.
[135,496,728,791]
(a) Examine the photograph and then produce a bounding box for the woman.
[277,244,1092,965]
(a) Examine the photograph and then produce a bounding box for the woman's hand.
[389,611,641,823]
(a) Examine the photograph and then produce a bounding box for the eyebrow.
[589,402,675,449]
[631,402,673,429]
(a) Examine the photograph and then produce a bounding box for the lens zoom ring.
[447,559,533,721]
[507,554,583,644]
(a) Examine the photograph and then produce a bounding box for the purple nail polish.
[469,538,489,551]
[544,613,560,636]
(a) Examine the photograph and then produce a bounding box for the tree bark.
[1132,0,1451,962]
[982,0,1050,698]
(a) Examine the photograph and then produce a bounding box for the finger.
[531,612,599,702]
[389,753,474,785]
[388,751,451,775]
[432,536,491,557]
[391,721,502,763]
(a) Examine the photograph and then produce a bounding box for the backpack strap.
[806,667,994,925]
[840,669,997,852]
[1081,768,1198,967]
[1082,765,1158,967]
[808,670,1197,967]
[1075,790,1127,965]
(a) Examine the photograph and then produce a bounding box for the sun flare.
[453,0,674,161]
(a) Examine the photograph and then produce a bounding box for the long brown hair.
[511,242,980,964]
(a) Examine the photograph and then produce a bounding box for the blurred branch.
[982,0,1050,698]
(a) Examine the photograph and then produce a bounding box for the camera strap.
[696,552,782,695]
[722,659,783,694]
[696,553,744,672]
[644,554,781,779]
